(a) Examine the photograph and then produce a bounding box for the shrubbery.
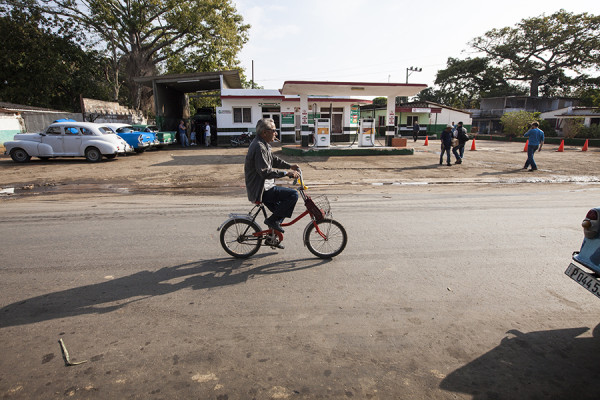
[575,125,600,139]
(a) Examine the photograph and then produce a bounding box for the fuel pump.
[359,118,375,147]
[314,118,330,147]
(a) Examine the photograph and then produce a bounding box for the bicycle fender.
[303,220,317,247]
[217,214,256,231]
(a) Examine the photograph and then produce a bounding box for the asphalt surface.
[1,141,600,399]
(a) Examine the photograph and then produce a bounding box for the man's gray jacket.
[244,137,291,203]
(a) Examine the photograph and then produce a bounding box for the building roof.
[134,70,243,93]
[281,81,427,97]
[220,88,372,104]
[0,102,66,113]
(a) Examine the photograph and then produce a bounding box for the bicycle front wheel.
[304,218,347,259]
[220,219,262,258]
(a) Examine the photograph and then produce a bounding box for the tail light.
[583,209,599,239]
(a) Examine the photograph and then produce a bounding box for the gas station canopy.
[281,80,427,97]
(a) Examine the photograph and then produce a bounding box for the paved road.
[1,186,600,399]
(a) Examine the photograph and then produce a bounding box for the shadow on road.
[0,255,330,328]
[440,326,600,399]
[151,154,245,167]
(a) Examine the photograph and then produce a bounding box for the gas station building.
[138,71,428,147]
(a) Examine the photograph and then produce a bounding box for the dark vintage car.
[565,207,600,298]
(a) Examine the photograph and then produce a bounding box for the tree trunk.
[530,74,539,97]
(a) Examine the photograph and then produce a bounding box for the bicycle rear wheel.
[304,218,347,259]
[220,219,262,258]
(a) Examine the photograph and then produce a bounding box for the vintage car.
[131,124,176,147]
[103,123,158,153]
[4,121,133,163]
[565,207,600,298]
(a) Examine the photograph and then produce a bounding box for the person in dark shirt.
[244,118,300,233]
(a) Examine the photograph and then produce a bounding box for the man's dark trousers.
[262,186,299,221]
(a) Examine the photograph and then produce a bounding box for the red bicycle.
[218,171,347,259]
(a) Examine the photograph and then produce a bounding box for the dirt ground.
[1,139,599,199]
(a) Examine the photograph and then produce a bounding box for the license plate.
[565,263,600,299]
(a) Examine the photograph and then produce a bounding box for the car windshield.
[98,126,116,135]
[116,126,135,133]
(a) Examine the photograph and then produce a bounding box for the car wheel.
[105,154,117,159]
[10,148,31,163]
[85,147,102,162]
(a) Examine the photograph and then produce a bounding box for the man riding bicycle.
[244,118,300,234]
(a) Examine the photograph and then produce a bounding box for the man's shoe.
[265,240,285,249]
[447,163,452,166]
[264,217,285,233]
[455,160,462,164]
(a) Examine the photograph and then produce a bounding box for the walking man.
[452,121,469,164]
[440,124,453,166]
[523,121,544,171]
[412,120,420,142]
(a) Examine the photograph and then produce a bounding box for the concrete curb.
[281,145,414,157]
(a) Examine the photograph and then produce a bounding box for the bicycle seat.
[254,201,262,205]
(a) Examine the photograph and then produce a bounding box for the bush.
[538,120,557,137]
[576,125,600,138]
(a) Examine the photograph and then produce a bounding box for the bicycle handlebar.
[292,168,308,190]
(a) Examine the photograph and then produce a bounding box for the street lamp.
[406,66,422,83]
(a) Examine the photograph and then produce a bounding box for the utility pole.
[405,66,422,84]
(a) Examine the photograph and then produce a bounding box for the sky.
[231,0,599,93]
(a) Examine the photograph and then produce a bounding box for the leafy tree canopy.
[434,57,527,107]
[470,9,600,97]
[6,0,250,110]
[0,8,111,111]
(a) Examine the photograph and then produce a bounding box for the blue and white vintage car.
[4,121,133,163]
[565,207,600,298]
[103,123,158,153]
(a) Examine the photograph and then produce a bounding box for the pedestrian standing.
[204,122,211,147]
[178,120,189,147]
[523,121,544,171]
[452,121,469,164]
[440,124,453,166]
[190,120,197,146]
[412,120,420,142]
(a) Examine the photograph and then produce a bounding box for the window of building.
[378,116,385,126]
[407,116,419,126]
[233,107,252,123]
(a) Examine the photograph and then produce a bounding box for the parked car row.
[3,121,177,163]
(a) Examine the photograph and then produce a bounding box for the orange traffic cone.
[470,138,476,151]
[582,139,589,152]
[523,140,529,151]
[556,140,564,152]
[424,135,429,146]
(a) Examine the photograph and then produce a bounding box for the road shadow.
[393,164,444,172]
[151,154,246,167]
[478,168,529,177]
[440,326,600,399]
[0,255,330,328]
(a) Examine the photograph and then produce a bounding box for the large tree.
[8,0,250,110]
[433,57,527,107]
[0,8,111,111]
[470,9,600,97]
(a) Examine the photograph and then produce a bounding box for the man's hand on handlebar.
[286,170,300,179]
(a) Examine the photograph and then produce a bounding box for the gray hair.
[256,118,275,136]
